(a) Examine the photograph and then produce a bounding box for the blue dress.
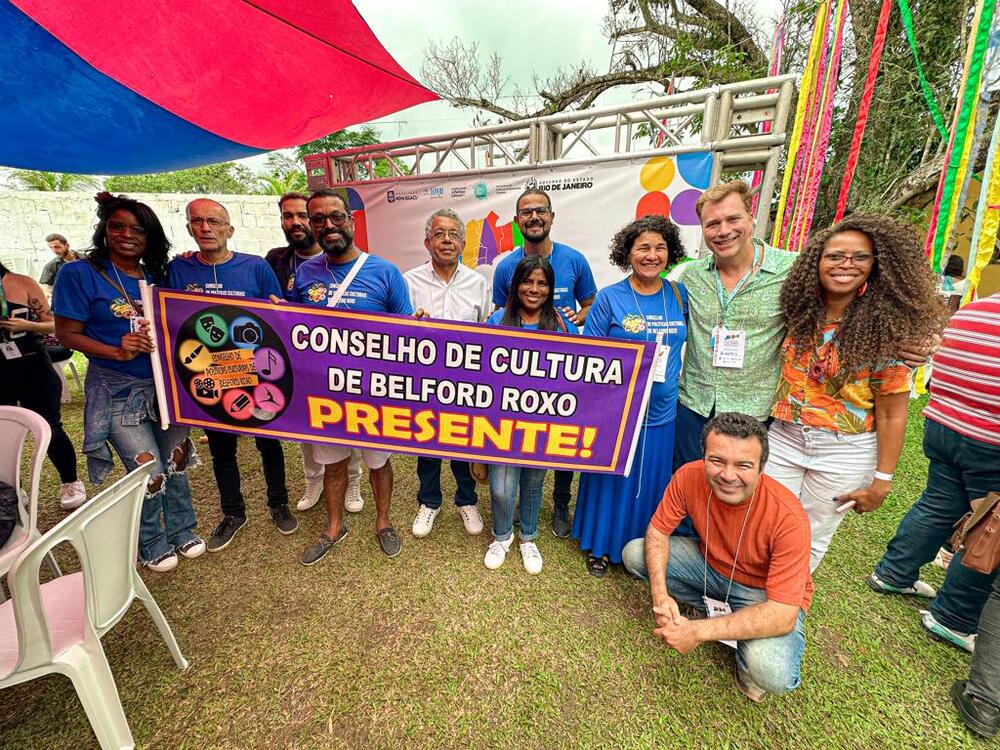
[572,278,688,563]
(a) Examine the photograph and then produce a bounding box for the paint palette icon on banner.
[174,306,293,427]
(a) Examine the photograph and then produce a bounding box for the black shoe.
[552,505,571,538]
[300,526,349,566]
[952,681,1000,739]
[270,504,299,535]
[207,515,247,552]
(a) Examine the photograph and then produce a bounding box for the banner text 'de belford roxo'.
[151,289,656,474]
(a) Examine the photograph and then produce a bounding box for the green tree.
[104,162,257,194]
[8,170,100,191]
[254,152,307,195]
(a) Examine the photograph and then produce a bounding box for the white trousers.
[301,444,365,483]
[766,419,877,571]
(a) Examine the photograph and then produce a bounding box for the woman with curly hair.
[53,193,203,572]
[572,215,688,577]
[767,213,946,571]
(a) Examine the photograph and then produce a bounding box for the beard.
[521,221,550,243]
[283,226,315,251]
[319,225,354,256]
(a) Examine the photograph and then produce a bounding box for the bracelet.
[873,471,894,482]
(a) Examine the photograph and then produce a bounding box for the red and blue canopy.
[0,0,437,173]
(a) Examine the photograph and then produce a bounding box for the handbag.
[949,491,1000,575]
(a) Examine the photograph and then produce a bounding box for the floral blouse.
[771,322,911,434]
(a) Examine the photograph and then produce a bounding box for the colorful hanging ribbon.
[963,63,1000,304]
[925,0,996,271]
[833,0,893,222]
[896,0,950,141]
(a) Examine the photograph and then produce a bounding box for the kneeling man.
[622,412,812,701]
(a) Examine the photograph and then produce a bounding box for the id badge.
[703,596,737,649]
[653,343,670,383]
[129,316,144,334]
[0,341,21,360]
[712,326,746,369]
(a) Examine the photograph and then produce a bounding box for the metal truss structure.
[304,75,796,238]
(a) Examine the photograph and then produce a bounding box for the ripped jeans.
[108,398,198,562]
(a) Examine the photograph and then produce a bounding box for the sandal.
[376,526,402,558]
[587,555,609,578]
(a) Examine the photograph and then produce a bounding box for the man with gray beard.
[292,188,414,565]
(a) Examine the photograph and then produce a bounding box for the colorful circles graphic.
[174,305,293,428]
[634,152,713,226]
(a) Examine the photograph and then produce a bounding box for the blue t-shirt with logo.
[51,259,153,378]
[292,252,413,315]
[485,308,579,334]
[166,252,282,300]
[491,242,598,311]
[583,278,688,426]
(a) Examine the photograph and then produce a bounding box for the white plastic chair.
[0,463,189,750]
[0,405,61,594]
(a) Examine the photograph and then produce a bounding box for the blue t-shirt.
[491,242,598,311]
[485,308,579,334]
[583,278,688,426]
[292,252,413,315]
[166,252,282,300]
[51,259,153,378]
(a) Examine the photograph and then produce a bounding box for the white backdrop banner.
[332,152,714,290]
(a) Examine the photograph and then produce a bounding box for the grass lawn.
[0,379,980,749]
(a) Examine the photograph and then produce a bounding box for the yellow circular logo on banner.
[178,339,213,372]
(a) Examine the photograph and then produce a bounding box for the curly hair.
[608,214,686,272]
[88,192,171,281]
[781,213,946,374]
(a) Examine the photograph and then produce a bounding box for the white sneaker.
[344,481,364,513]
[59,480,87,510]
[520,541,543,575]
[456,505,484,535]
[177,537,206,559]
[412,505,440,538]
[933,547,954,570]
[484,538,513,570]
[144,551,178,573]
[297,478,323,511]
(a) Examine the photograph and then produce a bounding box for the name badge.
[653,343,670,382]
[129,316,145,334]
[712,326,746,369]
[0,341,21,360]
[703,596,737,648]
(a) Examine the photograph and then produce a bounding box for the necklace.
[703,482,759,605]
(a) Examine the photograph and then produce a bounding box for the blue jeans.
[875,420,1000,634]
[416,457,478,509]
[622,536,805,694]
[490,465,545,542]
[108,399,198,563]
[969,576,1000,706]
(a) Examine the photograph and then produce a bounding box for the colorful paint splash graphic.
[462,210,521,268]
[635,152,712,223]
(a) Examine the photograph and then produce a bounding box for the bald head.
[186,198,234,256]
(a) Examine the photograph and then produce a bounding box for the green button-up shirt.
[677,239,797,421]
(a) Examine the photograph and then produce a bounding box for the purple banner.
[151,289,656,474]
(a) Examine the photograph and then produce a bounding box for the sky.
[249,0,789,169]
[351,0,787,141]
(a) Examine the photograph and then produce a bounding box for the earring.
[856,282,868,297]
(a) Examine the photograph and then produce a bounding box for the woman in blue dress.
[482,255,577,574]
[572,214,688,577]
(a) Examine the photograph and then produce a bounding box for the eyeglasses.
[107,220,147,236]
[821,251,874,265]
[517,206,551,218]
[430,229,463,241]
[188,217,228,228]
[309,212,351,226]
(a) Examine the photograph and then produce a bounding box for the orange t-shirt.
[650,461,814,612]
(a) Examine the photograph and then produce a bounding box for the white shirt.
[404,261,492,323]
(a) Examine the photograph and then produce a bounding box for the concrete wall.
[0,191,285,277]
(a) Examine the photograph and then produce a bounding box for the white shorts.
[312,444,391,470]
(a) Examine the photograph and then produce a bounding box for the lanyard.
[703,483,759,605]
[714,242,761,319]
[108,263,147,315]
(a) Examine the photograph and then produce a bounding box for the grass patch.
[0,394,979,749]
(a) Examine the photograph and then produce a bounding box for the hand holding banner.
[151,289,656,475]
